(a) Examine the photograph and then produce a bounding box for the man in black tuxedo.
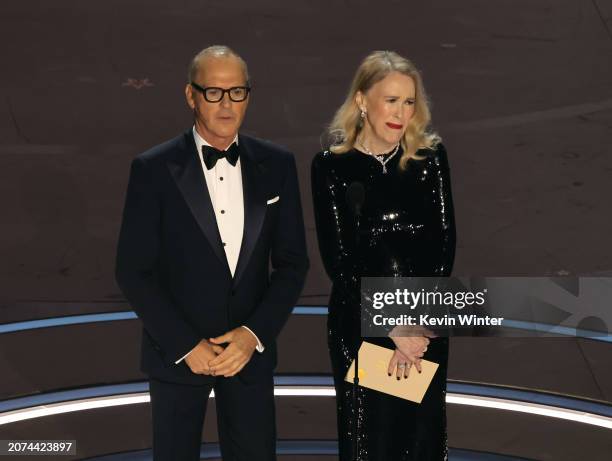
[115,45,308,461]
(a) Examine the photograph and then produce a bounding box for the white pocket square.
[266,196,280,205]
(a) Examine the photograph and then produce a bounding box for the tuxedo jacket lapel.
[167,131,231,275]
[233,136,266,287]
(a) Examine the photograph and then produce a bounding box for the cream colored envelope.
[344,341,439,404]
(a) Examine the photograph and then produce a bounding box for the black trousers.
[149,373,276,461]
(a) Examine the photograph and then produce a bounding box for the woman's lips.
[386,122,403,129]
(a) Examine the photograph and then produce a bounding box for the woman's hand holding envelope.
[389,325,437,374]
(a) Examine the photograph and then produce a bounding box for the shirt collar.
[192,126,239,153]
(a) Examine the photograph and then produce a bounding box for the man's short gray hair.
[187,45,250,84]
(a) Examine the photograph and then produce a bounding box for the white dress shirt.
[175,127,264,365]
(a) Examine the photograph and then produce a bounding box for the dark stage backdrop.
[1,0,611,321]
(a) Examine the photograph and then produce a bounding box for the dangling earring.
[357,108,366,130]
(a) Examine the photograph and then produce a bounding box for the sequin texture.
[311,144,456,460]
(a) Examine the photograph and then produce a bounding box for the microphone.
[346,182,365,217]
[346,181,366,461]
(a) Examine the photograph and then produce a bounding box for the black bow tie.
[202,143,240,169]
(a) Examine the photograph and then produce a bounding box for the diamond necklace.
[357,139,400,174]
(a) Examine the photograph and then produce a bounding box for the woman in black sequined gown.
[311,51,456,460]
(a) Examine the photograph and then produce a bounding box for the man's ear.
[185,84,195,110]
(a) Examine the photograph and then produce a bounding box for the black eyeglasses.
[190,82,251,103]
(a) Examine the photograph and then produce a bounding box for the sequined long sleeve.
[427,144,456,277]
[311,152,359,293]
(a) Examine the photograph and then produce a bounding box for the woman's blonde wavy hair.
[328,50,440,169]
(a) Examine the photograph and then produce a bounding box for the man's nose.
[220,92,232,108]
